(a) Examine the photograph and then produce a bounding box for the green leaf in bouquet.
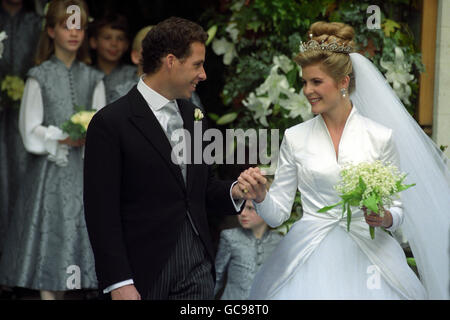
[370,226,375,239]
[317,200,344,213]
[346,202,352,232]
[362,194,379,214]
[341,192,361,206]
[61,120,86,141]
[396,176,416,192]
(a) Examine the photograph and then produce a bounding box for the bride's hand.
[362,206,393,228]
[237,167,267,203]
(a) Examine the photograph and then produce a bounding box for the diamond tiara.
[299,39,354,54]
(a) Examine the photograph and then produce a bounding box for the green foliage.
[61,120,86,141]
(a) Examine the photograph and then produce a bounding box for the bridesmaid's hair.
[35,0,91,66]
[294,21,356,94]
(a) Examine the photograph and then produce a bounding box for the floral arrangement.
[0,75,25,111]
[61,106,96,141]
[318,161,415,239]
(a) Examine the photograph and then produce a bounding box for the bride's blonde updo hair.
[294,21,356,93]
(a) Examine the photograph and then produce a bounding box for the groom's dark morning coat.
[83,86,239,296]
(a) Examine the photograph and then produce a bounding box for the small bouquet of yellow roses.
[61,106,96,140]
[318,161,415,239]
[0,75,25,111]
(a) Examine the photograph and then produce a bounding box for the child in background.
[0,0,106,300]
[109,24,205,110]
[89,12,135,103]
[108,25,152,103]
[214,196,283,300]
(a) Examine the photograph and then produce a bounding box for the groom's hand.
[110,284,141,300]
[237,167,267,203]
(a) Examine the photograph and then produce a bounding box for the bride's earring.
[341,88,348,98]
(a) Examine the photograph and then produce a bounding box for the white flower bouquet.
[61,106,96,140]
[318,161,415,239]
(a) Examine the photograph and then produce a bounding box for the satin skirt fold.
[249,213,427,300]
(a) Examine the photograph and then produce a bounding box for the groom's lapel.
[127,87,186,190]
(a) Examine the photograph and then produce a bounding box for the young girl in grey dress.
[0,0,106,300]
[214,199,283,300]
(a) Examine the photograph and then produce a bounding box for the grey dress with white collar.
[214,228,283,300]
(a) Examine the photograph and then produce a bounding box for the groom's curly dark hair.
[141,17,208,75]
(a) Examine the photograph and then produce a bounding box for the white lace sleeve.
[19,78,69,166]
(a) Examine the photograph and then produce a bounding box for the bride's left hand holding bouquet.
[60,106,96,147]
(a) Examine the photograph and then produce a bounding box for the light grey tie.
[164,101,199,235]
[164,100,187,184]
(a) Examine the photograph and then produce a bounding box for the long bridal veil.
[349,53,450,299]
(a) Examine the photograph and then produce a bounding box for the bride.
[238,21,449,300]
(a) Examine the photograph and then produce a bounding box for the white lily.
[256,67,290,104]
[226,22,239,43]
[279,89,313,121]
[242,92,273,127]
[380,47,414,106]
[273,55,294,74]
[212,37,238,65]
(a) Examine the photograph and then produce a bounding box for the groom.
[83,17,248,300]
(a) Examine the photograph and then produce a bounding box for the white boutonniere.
[194,108,204,121]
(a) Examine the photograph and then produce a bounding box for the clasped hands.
[232,167,267,203]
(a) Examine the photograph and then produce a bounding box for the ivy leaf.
[216,112,238,125]
[382,19,401,37]
[208,113,219,121]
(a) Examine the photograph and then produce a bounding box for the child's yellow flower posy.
[1,75,25,101]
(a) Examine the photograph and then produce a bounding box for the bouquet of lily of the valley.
[61,105,96,141]
[0,75,25,111]
[318,161,415,239]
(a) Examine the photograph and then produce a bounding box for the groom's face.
[171,42,207,99]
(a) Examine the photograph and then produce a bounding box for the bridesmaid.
[0,0,106,300]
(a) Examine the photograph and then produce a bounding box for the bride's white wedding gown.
[249,106,427,300]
